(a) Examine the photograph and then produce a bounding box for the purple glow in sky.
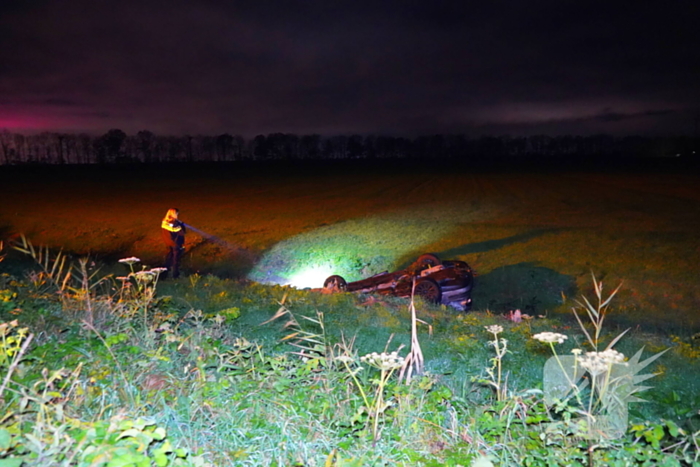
[1,1,698,137]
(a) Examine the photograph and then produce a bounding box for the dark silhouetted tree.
[234,135,245,160]
[347,134,363,158]
[136,130,156,163]
[0,130,12,164]
[300,134,321,159]
[96,129,127,163]
[329,135,348,159]
[216,133,234,161]
[252,135,268,160]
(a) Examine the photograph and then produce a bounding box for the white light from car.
[287,264,336,289]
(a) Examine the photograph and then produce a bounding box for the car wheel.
[323,275,347,291]
[416,253,441,268]
[414,278,442,303]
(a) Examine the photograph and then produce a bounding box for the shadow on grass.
[184,241,259,279]
[472,262,577,316]
[438,228,562,258]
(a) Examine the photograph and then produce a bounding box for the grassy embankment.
[1,159,699,464]
[1,160,698,330]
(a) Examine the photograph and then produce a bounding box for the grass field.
[2,158,700,465]
[2,159,698,331]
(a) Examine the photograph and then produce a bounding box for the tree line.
[0,128,696,165]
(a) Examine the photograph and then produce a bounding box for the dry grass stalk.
[399,280,425,384]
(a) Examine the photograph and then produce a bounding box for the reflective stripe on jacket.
[162,220,182,232]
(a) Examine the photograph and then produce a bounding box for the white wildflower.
[133,270,155,283]
[576,349,627,376]
[571,348,583,356]
[149,267,168,274]
[360,351,405,371]
[532,332,568,344]
[598,348,626,364]
[577,353,608,376]
[118,257,141,265]
[485,325,503,334]
[334,355,354,364]
[212,314,225,325]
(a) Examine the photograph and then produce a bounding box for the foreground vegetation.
[1,241,699,466]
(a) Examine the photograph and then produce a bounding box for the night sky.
[1,1,699,138]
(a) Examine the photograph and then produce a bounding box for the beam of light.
[285,264,336,289]
[183,223,251,257]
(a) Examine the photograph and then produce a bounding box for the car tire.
[414,278,442,303]
[416,253,441,268]
[323,275,347,291]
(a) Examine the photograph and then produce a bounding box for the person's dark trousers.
[164,246,183,279]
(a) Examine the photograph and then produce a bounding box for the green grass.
[2,162,698,331]
[115,271,700,426]
[1,239,700,465]
[1,161,700,465]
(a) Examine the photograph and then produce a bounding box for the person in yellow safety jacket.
[161,208,186,279]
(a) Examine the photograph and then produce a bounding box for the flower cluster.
[485,325,503,335]
[334,355,354,364]
[134,270,156,283]
[576,349,627,375]
[533,332,568,344]
[360,351,405,371]
[118,257,141,265]
[130,268,166,283]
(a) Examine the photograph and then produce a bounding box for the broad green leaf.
[0,428,12,450]
[471,455,495,467]
[666,419,680,437]
[152,427,167,441]
[154,452,168,467]
[543,355,585,405]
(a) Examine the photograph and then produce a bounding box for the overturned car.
[323,254,473,311]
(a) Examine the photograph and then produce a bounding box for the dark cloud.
[1,0,698,136]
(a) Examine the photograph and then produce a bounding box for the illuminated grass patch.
[248,213,456,287]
